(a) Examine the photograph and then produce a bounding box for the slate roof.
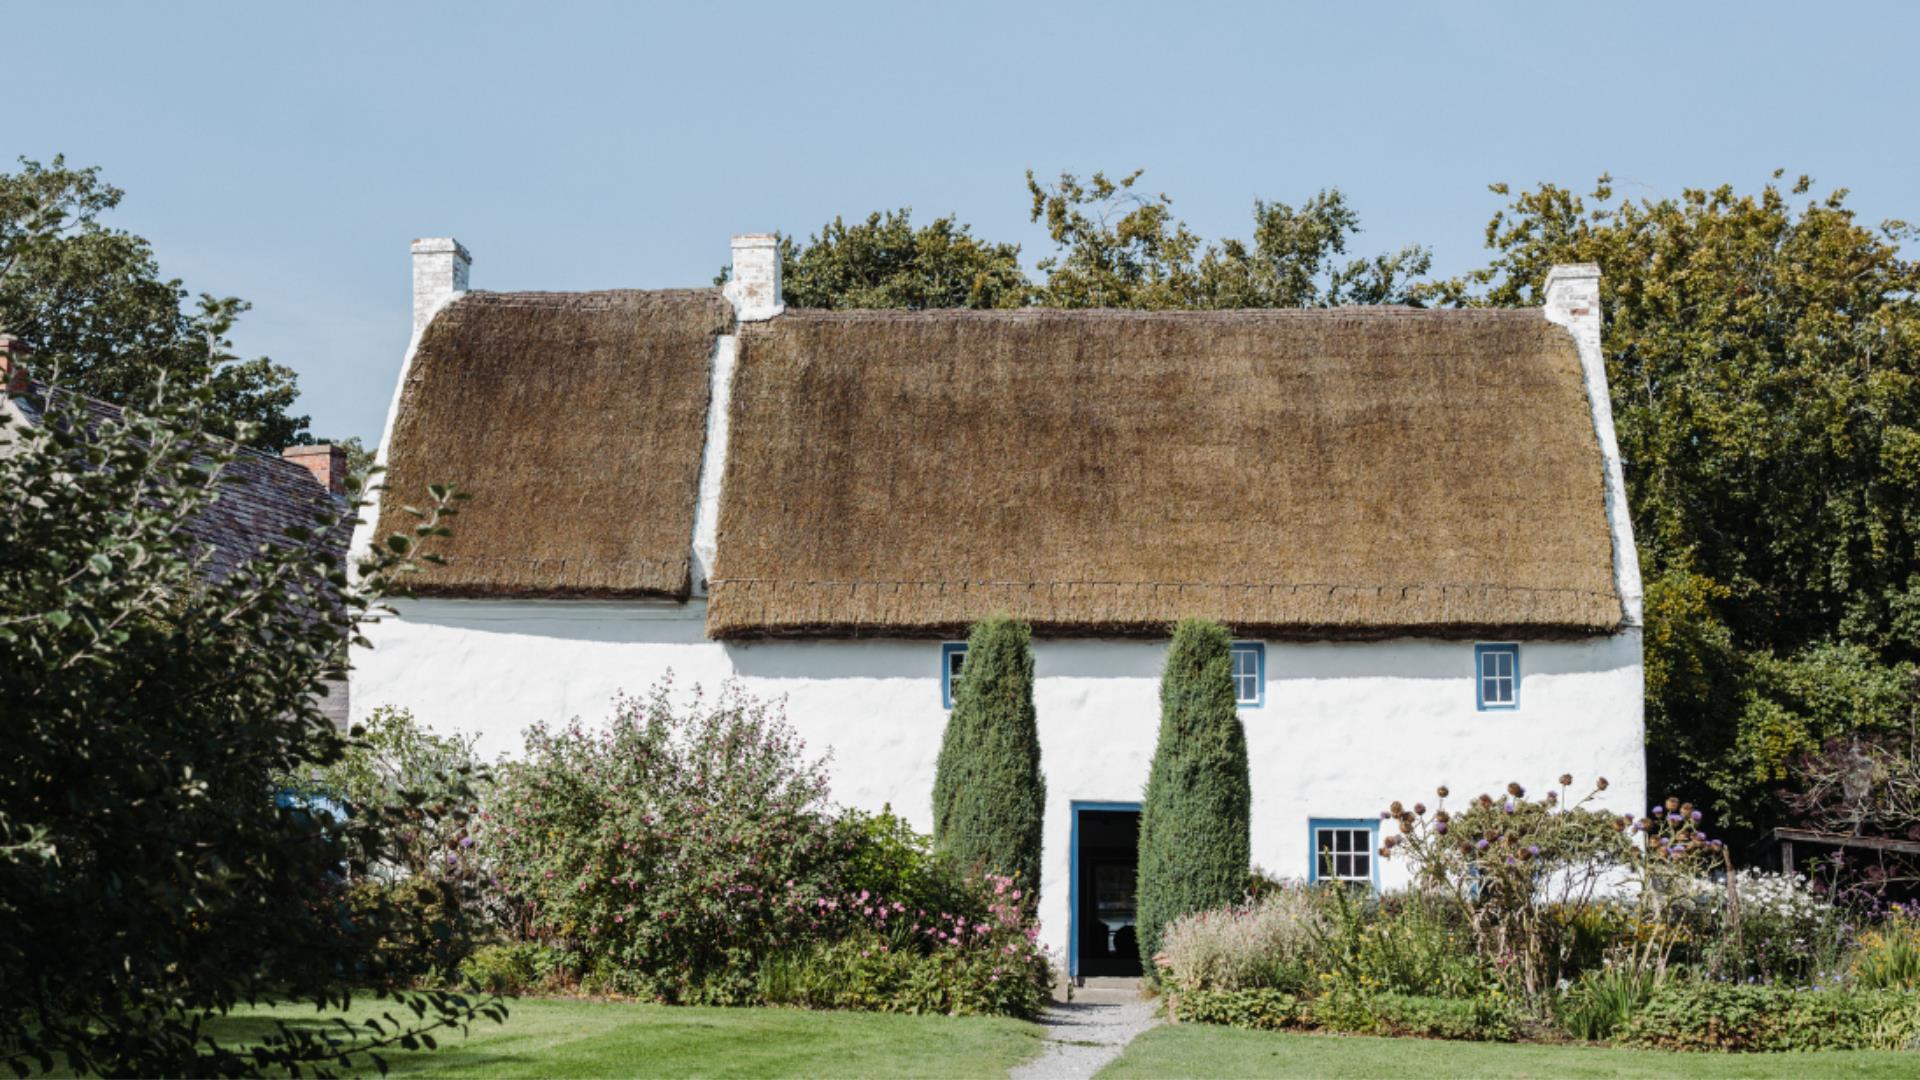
[13,384,349,581]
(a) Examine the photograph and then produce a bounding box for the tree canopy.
[0,378,492,1075]
[1425,173,1920,838]
[760,168,1427,313]
[0,156,310,449]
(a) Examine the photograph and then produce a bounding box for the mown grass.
[1097,1023,1920,1078]
[212,997,1047,1078]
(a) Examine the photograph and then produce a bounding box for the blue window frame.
[1475,643,1520,710]
[1308,817,1380,889]
[941,642,968,709]
[1230,641,1265,707]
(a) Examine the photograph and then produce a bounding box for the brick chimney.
[723,233,783,321]
[0,332,31,394]
[283,443,348,497]
[411,237,471,336]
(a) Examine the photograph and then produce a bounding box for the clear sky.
[8,0,1917,443]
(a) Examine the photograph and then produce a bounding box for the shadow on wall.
[385,598,1639,684]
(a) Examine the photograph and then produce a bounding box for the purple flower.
[1476,838,1490,851]
[1527,845,1540,857]
[1503,801,1516,814]
[1435,822,1449,835]
[1690,810,1703,822]
[1651,806,1664,817]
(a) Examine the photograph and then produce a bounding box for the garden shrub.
[1555,964,1657,1042]
[1171,987,1519,1042]
[1379,776,1728,995]
[1159,886,1327,995]
[0,380,496,1077]
[1138,618,1250,971]
[1850,904,1920,991]
[1318,887,1491,999]
[459,943,570,996]
[1617,980,1920,1052]
[482,684,849,1004]
[757,875,1052,1018]
[932,617,1044,900]
[1696,868,1849,985]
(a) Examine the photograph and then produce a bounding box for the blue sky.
[9,1,1917,443]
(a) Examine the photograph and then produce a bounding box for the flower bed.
[1156,771,1920,1052]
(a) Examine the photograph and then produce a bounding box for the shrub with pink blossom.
[480,683,851,1004]
[479,681,1053,1014]
[759,872,1054,1017]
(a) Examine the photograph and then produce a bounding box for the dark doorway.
[1073,806,1142,978]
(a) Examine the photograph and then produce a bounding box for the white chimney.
[723,233,783,321]
[411,237,471,336]
[1542,262,1601,343]
[1543,261,1643,627]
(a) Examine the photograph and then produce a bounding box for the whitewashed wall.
[352,600,1646,967]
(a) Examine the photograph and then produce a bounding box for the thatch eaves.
[707,307,1623,639]
[376,289,732,599]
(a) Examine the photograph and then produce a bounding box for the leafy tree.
[1027,168,1430,309]
[0,155,310,449]
[1136,619,1250,971]
[1426,173,1920,838]
[779,209,1031,309]
[0,379,495,1076]
[931,617,1045,899]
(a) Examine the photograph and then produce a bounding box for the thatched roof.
[377,289,732,598]
[707,307,1623,638]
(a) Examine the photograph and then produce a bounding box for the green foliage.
[1428,173,1920,837]
[1850,908,1920,991]
[1027,168,1429,309]
[931,617,1044,899]
[775,209,1031,310]
[1137,618,1251,971]
[1617,981,1920,1052]
[482,685,851,1003]
[286,705,486,881]
[458,943,570,997]
[0,155,310,449]
[0,381,494,1076]
[1380,777,1717,996]
[757,919,1052,1019]
[1171,987,1520,1042]
[1556,965,1658,1042]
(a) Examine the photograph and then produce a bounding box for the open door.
[1073,806,1142,978]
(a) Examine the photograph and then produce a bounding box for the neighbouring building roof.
[12,384,348,582]
[375,289,734,598]
[707,307,1622,639]
[8,382,353,725]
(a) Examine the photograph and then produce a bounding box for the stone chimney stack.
[284,443,349,497]
[0,333,30,394]
[723,234,783,321]
[411,237,471,336]
[1542,263,1601,345]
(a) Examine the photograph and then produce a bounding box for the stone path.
[1009,987,1161,1080]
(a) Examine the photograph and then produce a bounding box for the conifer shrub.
[931,616,1045,901]
[1137,618,1251,972]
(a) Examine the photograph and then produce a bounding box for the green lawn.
[216,998,1047,1078]
[1098,1024,1920,1079]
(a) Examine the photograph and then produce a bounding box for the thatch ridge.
[708,306,1622,638]
[376,288,732,599]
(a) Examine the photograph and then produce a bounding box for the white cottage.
[352,235,1646,980]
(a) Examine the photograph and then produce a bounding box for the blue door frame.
[1068,800,1143,980]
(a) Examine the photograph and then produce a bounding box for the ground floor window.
[1309,818,1378,887]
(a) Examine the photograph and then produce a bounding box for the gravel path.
[1009,991,1160,1080]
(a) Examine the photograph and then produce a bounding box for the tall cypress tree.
[931,616,1045,899]
[1136,618,1251,971]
